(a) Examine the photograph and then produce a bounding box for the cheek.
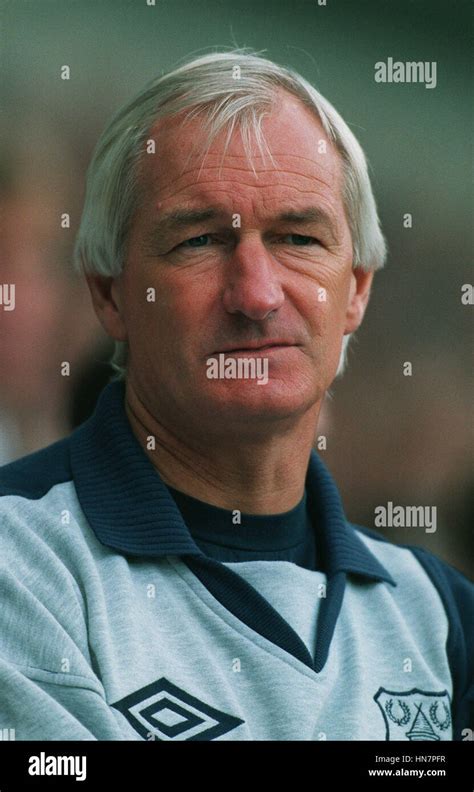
[157,266,220,324]
[320,265,353,324]
[124,270,210,363]
[294,267,351,331]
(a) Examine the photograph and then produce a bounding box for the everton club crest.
[374,688,452,741]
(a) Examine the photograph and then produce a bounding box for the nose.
[222,237,285,320]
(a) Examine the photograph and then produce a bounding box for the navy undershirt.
[166,484,318,572]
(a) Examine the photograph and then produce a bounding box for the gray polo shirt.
[0,380,472,741]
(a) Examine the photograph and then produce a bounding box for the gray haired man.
[0,51,472,742]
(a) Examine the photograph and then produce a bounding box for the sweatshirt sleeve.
[0,566,139,741]
[0,659,136,740]
[411,547,474,740]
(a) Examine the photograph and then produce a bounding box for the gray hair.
[74,49,387,380]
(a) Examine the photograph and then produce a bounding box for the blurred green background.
[0,0,472,573]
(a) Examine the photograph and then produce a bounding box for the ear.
[85,274,127,342]
[344,267,375,335]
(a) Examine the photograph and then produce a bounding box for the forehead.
[141,90,344,210]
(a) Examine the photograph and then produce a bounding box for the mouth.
[213,342,299,355]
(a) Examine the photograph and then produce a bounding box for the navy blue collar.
[70,380,395,586]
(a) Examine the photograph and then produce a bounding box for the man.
[1,51,472,742]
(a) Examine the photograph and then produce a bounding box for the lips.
[215,341,297,354]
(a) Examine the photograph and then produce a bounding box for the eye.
[283,234,321,246]
[180,234,211,248]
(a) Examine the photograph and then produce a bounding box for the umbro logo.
[111,677,245,740]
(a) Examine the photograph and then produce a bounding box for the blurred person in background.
[0,109,108,463]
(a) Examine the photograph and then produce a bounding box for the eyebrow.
[275,208,338,239]
[147,208,225,236]
[145,204,338,246]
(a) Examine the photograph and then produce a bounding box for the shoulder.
[353,522,473,607]
[0,435,96,605]
[353,523,474,737]
[0,438,76,557]
[0,438,103,677]
[0,436,72,500]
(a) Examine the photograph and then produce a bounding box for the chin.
[201,379,321,421]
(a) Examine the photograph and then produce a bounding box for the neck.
[124,380,322,514]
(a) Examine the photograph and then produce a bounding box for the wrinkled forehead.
[140,90,344,200]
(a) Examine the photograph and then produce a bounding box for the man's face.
[109,91,369,436]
